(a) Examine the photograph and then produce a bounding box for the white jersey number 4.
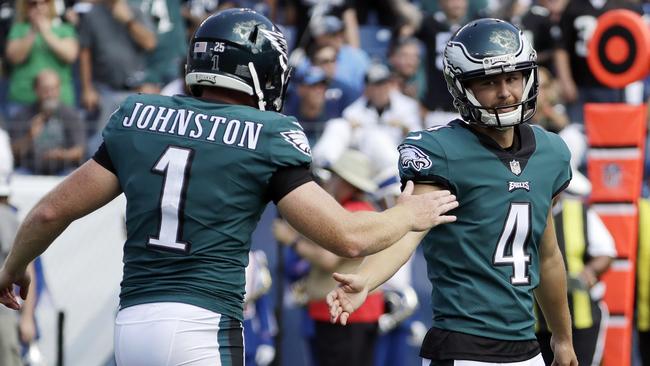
[493,202,531,285]
[148,146,194,253]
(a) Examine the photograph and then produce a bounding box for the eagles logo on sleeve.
[399,145,432,171]
[281,130,311,156]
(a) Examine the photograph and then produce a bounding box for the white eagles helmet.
[443,18,538,128]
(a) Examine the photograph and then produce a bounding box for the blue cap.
[297,66,328,86]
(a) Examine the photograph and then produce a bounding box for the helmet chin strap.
[248,62,267,111]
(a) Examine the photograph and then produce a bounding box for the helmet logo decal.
[281,130,311,157]
[509,160,522,176]
[259,28,289,62]
[398,145,432,171]
[489,30,519,52]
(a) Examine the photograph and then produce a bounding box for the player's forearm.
[534,247,573,341]
[20,263,38,319]
[3,201,71,275]
[340,204,415,257]
[356,231,425,292]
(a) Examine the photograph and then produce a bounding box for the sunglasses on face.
[314,57,336,65]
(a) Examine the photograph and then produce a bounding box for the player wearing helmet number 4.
[328,18,579,366]
[0,8,459,366]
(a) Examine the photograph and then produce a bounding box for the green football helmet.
[185,8,291,112]
[443,18,538,127]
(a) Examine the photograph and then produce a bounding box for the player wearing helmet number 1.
[327,18,578,366]
[0,8,459,366]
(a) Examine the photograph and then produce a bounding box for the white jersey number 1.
[148,146,194,253]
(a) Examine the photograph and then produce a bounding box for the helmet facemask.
[451,65,538,128]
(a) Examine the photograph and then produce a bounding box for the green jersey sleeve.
[398,131,455,192]
[268,115,312,168]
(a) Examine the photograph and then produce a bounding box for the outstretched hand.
[326,272,369,325]
[398,181,458,232]
[0,267,30,310]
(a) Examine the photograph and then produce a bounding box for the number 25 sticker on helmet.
[587,9,650,89]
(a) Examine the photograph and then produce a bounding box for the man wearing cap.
[313,62,421,205]
[282,66,346,143]
[273,149,384,366]
[305,15,369,95]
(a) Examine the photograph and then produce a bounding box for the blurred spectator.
[343,62,421,143]
[531,66,569,133]
[403,0,470,127]
[0,0,14,68]
[530,66,587,178]
[308,43,360,108]
[299,14,369,95]
[78,0,156,136]
[180,0,218,40]
[273,149,383,366]
[516,0,565,73]
[134,0,187,88]
[535,172,616,366]
[4,0,78,118]
[354,0,420,30]
[0,137,37,366]
[284,0,359,49]
[387,36,426,101]
[418,0,489,19]
[283,66,345,144]
[9,69,85,175]
[244,250,276,366]
[554,0,641,123]
[313,63,420,204]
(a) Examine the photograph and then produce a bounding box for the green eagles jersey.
[102,94,311,321]
[398,120,571,341]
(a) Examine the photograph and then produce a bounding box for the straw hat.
[329,149,378,194]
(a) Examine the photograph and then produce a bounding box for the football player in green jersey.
[327,19,579,366]
[0,8,459,366]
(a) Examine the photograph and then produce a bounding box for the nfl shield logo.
[509,160,521,175]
